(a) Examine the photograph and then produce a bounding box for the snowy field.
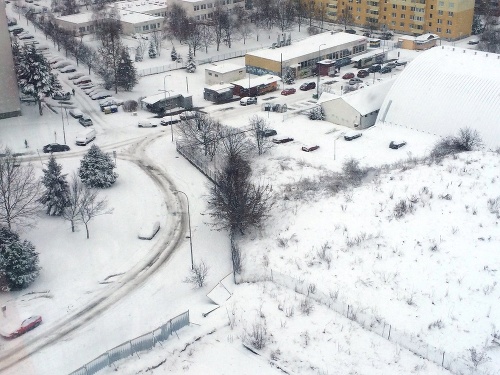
[1,3,499,375]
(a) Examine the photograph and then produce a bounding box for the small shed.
[320,79,395,129]
[317,59,337,76]
[141,92,193,114]
[398,34,439,50]
[230,74,281,97]
[203,83,236,104]
[205,63,246,85]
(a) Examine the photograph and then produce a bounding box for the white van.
[75,128,96,146]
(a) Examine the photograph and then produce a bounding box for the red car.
[1,316,42,339]
[281,88,296,96]
[301,145,319,152]
[342,72,355,79]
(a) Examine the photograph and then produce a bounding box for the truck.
[75,128,96,146]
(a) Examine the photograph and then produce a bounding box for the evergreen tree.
[79,145,118,188]
[61,0,79,15]
[186,44,196,73]
[116,48,138,91]
[171,45,178,61]
[148,40,157,58]
[308,106,325,120]
[135,46,143,62]
[472,14,485,35]
[17,45,61,115]
[0,227,40,291]
[283,67,295,84]
[39,155,70,216]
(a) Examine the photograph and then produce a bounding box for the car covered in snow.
[52,92,71,101]
[272,137,294,144]
[138,221,160,240]
[99,97,124,110]
[90,91,112,100]
[389,140,407,149]
[301,145,320,152]
[160,114,181,126]
[60,65,77,73]
[349,78,363,85]
[344,131,362,141]
[69,108,83,118]
[52,60,72,69]
[0,316,42,339]
[138,121,157,128]
[179,111,199,120]
[43,143,70,153]
[240,97,258,106]
[68,72,85,80]
[259,129,277,137]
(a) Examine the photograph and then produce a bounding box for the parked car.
[394,60,408,67]
[357,70,369,78]
[42,143,70,153]
[389,140,407,149]
[53,60,72,69]
[73,76,92,85]
[0,316,42,339]
[384,62,397,69]
[160,114,181,126]
[380,66,392,74]
[179,111,198,120]
[99,97,124,110]
[342,72,355,79]
[260,129,277,137]
[300,82,316,91]
[345,29,356,34]
[344,131,362,141]
[272,137,294,144]
[138,121,157,128]
[281,88,296,96]
[349,77,363,85]
[138,221,160,240]
[60,65,77,73]
[78,115,93,127]
[69,108,83,118]
[52,92,71,101]
[18,33,34,40]
[368,64,381,73]
[91,92,112,100]
[68,72,85,80]
[75,128,96,145]
[302,145,319,152]
[84,87,101,95]
[468,39,479,45]
[240,96,258,106]
[78,83,94,90]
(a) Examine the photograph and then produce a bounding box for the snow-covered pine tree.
[0,227,40,291]
[148,40,157,58]
[283,67,295,84]
[116,48,138,91]
[17,45,61,115]
[472,15,485,35]
[79,145,118,188]
[39,155,70,216]
[186,44,196,73]
[171,45,178,61]
[308,106,325,120]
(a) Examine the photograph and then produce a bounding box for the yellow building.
[314,0,474,39]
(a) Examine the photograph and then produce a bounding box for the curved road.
[0,134,189,372]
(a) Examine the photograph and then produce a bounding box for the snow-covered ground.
[1,4,499,375]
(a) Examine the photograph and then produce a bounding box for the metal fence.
[176,143,217,184]
[239,269,489,375]
[68,311,190,375]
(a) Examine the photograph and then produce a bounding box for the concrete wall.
[205,68,245,85]
[322,99,361,129]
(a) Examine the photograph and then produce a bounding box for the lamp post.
[60,103,67,144]
[174,190,193,269]
[163,74,174,142]
[317,43,326,99]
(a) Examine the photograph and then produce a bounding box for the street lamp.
[174,190,194,269]
[317,43,326,99]
[60,103,67,144]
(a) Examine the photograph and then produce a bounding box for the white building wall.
[322,99,361,129]
[205,68,245,85]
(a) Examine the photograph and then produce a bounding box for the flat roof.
[141,92,184,105]
[231,74,281,89]
[205,83,234,91]
[350,49,386,62]
[247,32,366,63]
[56,12,93,23]
[120,11,162,23]
[206,63,245,74]
[112,0,168,12]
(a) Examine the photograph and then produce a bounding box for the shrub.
[245,321,269,350]
[431,127,483,159]
[308,106,325,120]
[122,100,138,112]
[393,199,414,218]
[342,158,366,186]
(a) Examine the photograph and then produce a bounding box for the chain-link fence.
[239,269,487,375]
[68,311,189,375]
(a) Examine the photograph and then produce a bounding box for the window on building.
[448,11,453,16]
[438,10,443,15]
[447,20,452,25]
[79,27,85,33]
[201,4,206,9]
[208,72,213,76]
[401,14,405,18]
[207,3,212,8]
[392,4,397,8]
[196,15,200,20]
[215,74,219,77]
[391,20,396,25]
[428,22,432,26]
[194,5,199,11]
[449,2,454,7]
[446,28,451,33]
[437,19,442,23]
[400,21,405,26]
[430,4,433,9]
[402,5,406,9]
[383,15,386,19]
[437,27,441,32]
[429,13,433,18]
[384,6,387,10]
[391,12,396,17]
[416,24,423,29]
[438,1,444,6]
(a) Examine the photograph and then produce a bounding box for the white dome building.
[377,46,500,149]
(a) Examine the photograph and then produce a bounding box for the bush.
[245,321,269,350]
[307,26,320,35]
[342,158,366,186]
[308,106,324,120]
[431,127,482,159]
[122,100,138,112]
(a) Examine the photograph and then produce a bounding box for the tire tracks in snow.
[0,133,189,373]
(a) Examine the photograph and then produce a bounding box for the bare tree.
[249,115,273,155]
[178,114,221,157]
[211,4,228,51]
[183,260,209,288]
[150,29,163,57]
[295,0,307,31]
[274,0,296,32]
[79,186,112,239]
[207,154,274,235]
[0,148,41,230]
[219,126,252,160]
[199,23,215,52]
[337,4,354,31]
[186,20,203,56]
[62,173,84,233]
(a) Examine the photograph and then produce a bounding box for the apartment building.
[170,0,245,21]
[317,0,474,39]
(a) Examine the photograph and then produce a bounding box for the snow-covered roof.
[341,79,395,115]
[141,92,183,105]
[231,74,280,89]
[56,12,93,24]
[120,11,162,23]
[205,63,245,74]
[247,32,366,63]
[377,46,500,149]
[112,0,168,12]
[205,83,234,93]
[317,92,339,104]
[415,33,439,42]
